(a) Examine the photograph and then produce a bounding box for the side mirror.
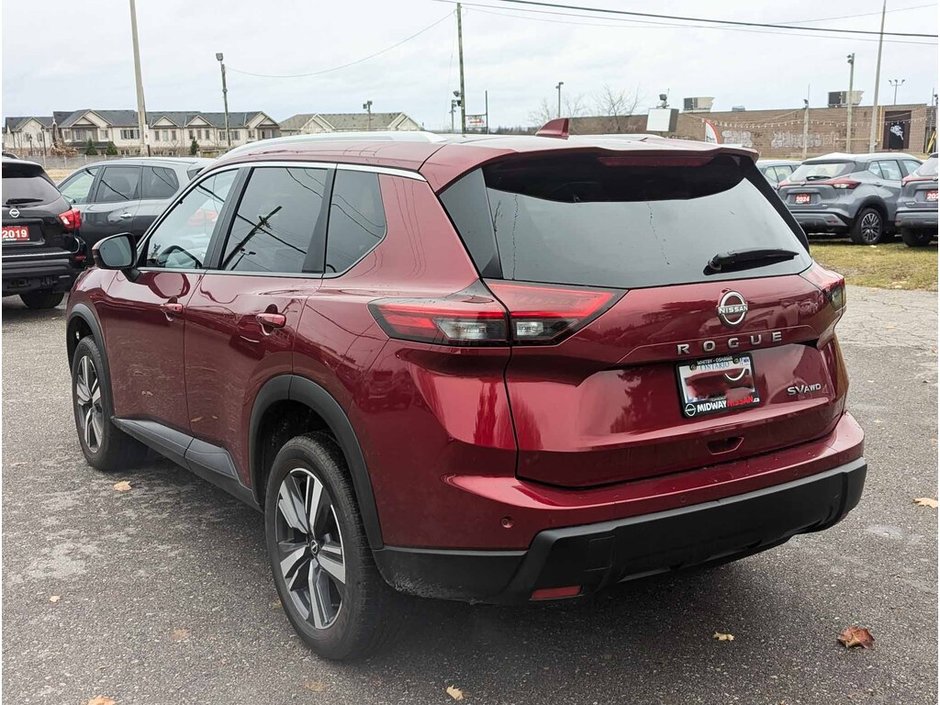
[92,232,136,270]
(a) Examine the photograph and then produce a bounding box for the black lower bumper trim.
[375,458,867,604]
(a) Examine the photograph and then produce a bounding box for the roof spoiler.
[536,118,569,139]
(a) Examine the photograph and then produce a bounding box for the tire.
[849,207,887,245]
[265,432,404,660]
[20,291,64,309]
[900,228,934,247]
[71,336,148,471]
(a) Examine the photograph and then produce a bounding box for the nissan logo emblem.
[717,291,748,327]
[9,207,19,218]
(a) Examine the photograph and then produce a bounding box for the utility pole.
[556,81,564,118]
[802,95,810,161]
[128,0,148,156]
[456,3,466,133]
[868,0,887,153]
[216,53,231,148]
[484,90,489,134]
[363,100,373,131]
[889,79,905,104]
[846,53,855,152]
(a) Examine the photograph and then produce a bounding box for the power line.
[458,3,937,45]
[493,0,938,38]
[227,13,453,79]
[781,3,935,25]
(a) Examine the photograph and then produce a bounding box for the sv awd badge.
[787,383,823,396]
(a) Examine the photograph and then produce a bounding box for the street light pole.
[867,0,887,153]
[128,0,148,156]
[456,3,467,133]
[363,100,373,131]
[216,52,231,148]
[556,81,564,118]
[889,79,905,104]
[846,53,855,152]
[802,96,810,161]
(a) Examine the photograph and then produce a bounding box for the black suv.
[2,158,84,308]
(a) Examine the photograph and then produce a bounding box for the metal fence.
[9,154,131,169]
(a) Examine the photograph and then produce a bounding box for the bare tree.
[593,85,643,132]
[528,94,590,127]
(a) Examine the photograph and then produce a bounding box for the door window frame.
[92,165,143,204]
[874,159,903,181]
[58,166,101,205]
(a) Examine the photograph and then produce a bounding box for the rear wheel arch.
[250,375,384,549]
[67,304,110,379]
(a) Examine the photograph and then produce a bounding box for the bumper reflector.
[530,585,582,601]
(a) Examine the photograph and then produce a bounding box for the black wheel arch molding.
[249,374,384,550]
[67,303,112,385]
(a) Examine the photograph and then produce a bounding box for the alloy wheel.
[75,355,104,453]
[860,211,882,243]
[275,468,346,629]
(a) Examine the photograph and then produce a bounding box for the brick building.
[570,103,936,158]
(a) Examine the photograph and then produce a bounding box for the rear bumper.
[2,253,80,294]
[790,210,851,232]
[895,210,938,231]
[375,415,866,603]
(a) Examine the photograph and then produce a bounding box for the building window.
[120,128,139,140]
[249,130,256,140]
[189,130,195,140]
[162,130,169,142]
[230,130,240,141]
[219,129,226,140]
[172,130,177,140]
[99,129,108,140]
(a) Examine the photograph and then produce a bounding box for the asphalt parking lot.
[2,286,937,705]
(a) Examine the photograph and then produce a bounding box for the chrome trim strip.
[1,252,72,259]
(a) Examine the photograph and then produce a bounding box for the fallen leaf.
[86,697,116,705]
[446,685,465,701]
[112,481,132,492]
[838,626,874,649]
[49,595,60,603]
[304,681,327,693]
[171,628,189,642]
[269,599,282,609]
[713,631,735,641]
[913,497,938,509]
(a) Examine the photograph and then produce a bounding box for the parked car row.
[2,156,209,307]
[759,152,937,247]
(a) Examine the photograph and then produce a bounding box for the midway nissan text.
[66,127,866,659]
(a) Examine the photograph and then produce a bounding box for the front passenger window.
[143,170,236,269]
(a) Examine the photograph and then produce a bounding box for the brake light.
[58,208,82,231]
[368,281,622,347]
[778,179,791,188]
[597,155,716,168]
[829,178,860,190]
[486,280,621,345]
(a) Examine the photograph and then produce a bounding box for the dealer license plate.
[2,225,30,242]
[677,355,760,419]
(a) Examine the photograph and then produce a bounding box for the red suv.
[67,130,866,660]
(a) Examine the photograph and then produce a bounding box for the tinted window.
[141,166,179,199]
[444,155,811,289]
[59,168,99,204]
[96,166,141,203]
[2,166,62,206]
[143,170,236,269]
[220,166,327,273]
[325,170,386,273]
[876,160,903,181]
[789,161,854,182]
[914,156,938,177]
[902,159,923,176]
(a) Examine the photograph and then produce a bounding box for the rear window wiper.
[705,248,799,275]
[805,175,832,181]
[4,197,43,205]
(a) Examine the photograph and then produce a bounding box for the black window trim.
[321,169,389,279]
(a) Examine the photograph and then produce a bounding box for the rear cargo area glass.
[443,154,811,289]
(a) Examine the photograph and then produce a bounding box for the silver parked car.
[757,159,800,188]
[895,153,938,247]
[57,157,212,251]
[778,152,922,244]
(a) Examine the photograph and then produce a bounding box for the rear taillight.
[778,179,791,188]
[486,280,620,345]
[829,178,860,190]
[58,208,82,231]
[368,281,622,347]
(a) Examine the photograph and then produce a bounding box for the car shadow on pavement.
[1,298,65,322]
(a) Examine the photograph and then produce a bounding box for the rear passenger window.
[96,166,141,203]
[325,170,386,273]
[877,160,902,181]
[867,162,884,178]
[220,166,327,273]
[142,166,179,199]
[902,159,922,176]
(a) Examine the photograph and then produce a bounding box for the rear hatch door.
[2,160,71,255]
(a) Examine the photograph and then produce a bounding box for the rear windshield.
[789,161,855,182]
[441,154,811,289]
[2,164,62,206]
[914,156,938,177]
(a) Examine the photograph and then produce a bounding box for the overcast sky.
[2,0,937,130]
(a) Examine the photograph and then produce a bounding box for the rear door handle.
[119,212,133,219]
[161,302,184,320]
[257,312,286,331]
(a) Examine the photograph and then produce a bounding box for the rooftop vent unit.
[731,105,746,112]
[683,96,715,112]
[828,90,863,108]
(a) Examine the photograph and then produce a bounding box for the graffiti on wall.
[720,129,753,147]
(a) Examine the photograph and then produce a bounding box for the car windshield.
[914,156,938,177]
[788,161,855,182]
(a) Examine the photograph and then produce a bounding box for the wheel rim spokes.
[275,468,346,629]
[861,213,881,241]
[75,355,104,452]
